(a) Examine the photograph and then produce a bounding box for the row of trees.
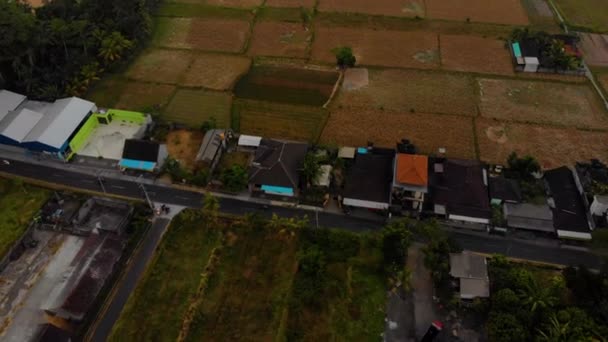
[0,0,160,100]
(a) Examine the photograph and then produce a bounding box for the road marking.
[111,185,126,189]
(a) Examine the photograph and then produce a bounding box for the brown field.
[321,109,476,159]
[164,89,232,128]
[317,0,425,17]
[166,130,204,170]
[600,74,608,94]
[476,119,608,169]
[334,69,477,116]
[312,27,439,69]
[127,49,194,84]
[579,33,608,67]
[116,82,176,111]
[440,35,514,75]
[426,0,529,25]
[182,54,251,90]
[203,0,262,7]
[186,18,251,53]
[478,78,608,129]
[515,72,587,83]
[265,0,316,7]
[248,21,311,58]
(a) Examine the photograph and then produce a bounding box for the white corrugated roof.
[0,108,43,142]
[23,97,96,149]
[0,90,26,121]
[238,134,262,147]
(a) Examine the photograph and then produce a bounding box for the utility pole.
[137,175,154,210]
[97,172,107,194]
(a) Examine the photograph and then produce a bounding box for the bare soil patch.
[116,82,175,111]
[318,0,425,18]
[335,69,477,116]
[440,35,514,75]
[426,0,529,25]
[153,18,192,49]
[478,78,608,129]
[579,33,608,67]
[342,68,369,91]
[265,0,316,7]
[312,27,439,69]
[127,49,194,84]
[321,109,476,159]
[248,21,311,58]
[166,130,204,171]
[599,74,608,94]
[182,54,251,90]
[476,119,608,169]
[186,18,251,53]
[515,72,587,83]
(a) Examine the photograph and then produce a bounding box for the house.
[504,202,555,234]
[511,34,583,73]
[449,251,490,301]
[391,154,428,214]
[119,139,167,172]
[342,148,394,211]
[196,129,226,173]
[489,176,522,205]
[248,139,308,198]
[575,160,608,222]
[428,158,491,225]
[545,166,593,240]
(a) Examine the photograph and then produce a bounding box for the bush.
[381,220,412,268]
[220,165,248,192]
[487,312,529,342]
[334,46,356,68]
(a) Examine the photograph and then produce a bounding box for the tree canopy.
[0,0,159,100]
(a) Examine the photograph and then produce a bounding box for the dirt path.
[408,243,441,339]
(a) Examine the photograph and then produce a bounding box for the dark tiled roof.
[545,166,590,233]
[343,149,394,203]
[489,177,522,202]
[36,324,71,342]
[248,139,308,189]
[430,158,491,219]
[122,139,159,162]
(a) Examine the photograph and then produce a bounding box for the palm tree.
[537,315,570,342]
[301,152,321,189]
[518,278,557,313]
[98,31,133,64]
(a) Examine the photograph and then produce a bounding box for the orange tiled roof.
[396,154,428,186]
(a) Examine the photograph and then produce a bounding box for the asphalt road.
[88,218,171,342]
[0,158,604,269]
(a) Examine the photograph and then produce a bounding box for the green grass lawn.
[109,210,222,342]
[554,0,608,32]
[0,178,49,259]
[163,89,232,128]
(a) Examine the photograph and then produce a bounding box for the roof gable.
[23,97,95,149]
[0,108,43,142]
[249,139,308,189]
[395,154,428,186]
[0,90,26,121]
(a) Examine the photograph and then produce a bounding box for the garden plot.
[335,69,477,116]
[116,82,175,111]
[164,89,232,128]
[478,78,608,129]
[234,65,339,107]
[426,0,529,25]
[440,35,514,75]
[153,17,193,49]
[265,0,316,8]
[203,0,262,7]
[234,99,328,142]
[248,21,311,58]
[181,53,251,90]
[476,119,608,169]
[317,0,425,18]
[312,27,439,69]
[554,0,608,33]
[127,49,194,84]
[320,109,476,159]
